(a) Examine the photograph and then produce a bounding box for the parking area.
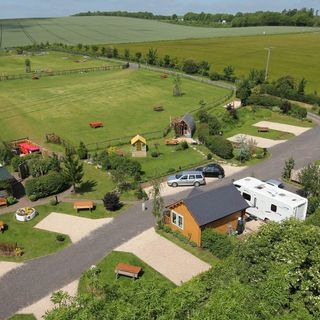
[253,121,311,136]
[227,134,286,148]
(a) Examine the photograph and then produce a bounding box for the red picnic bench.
[89,121,104,128]
[115,263,142,280]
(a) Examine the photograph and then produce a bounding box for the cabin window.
[242,192,251,201]
[171,210,184,230]
[271,204,277,212]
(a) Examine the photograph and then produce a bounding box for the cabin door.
[136,142,141,151]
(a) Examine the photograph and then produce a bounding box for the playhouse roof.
[131,135,146,145]
[181,113,196,134]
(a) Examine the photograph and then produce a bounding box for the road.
[1,114,320,319]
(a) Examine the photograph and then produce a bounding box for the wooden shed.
[172,113,196,138]
[164,185,249,246]
[131,135,147,157]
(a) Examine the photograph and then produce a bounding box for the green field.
[0,51,118,75]
[0,67,229,145]
[0,16,318,47]
[116,32,320,93]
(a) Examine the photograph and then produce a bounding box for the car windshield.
[175,174,183,179]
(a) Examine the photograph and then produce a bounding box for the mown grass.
[1,16,317,47]
[78,251,175,294]
[0,201,121,261]
[8,315,36,320]
[0,51,119,75]
[0,68,229,146]
[116,32,320,93]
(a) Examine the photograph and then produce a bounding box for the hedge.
[201,228,235,259]
[205,136,234,159]
[25,172,69,200]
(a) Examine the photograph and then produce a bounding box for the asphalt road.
[1,114,320,319]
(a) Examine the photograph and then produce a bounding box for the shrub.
[289,104,307,119]
[182,58,199,74]
[167,168,175,174]
[77,141,88,160]
[180,141,189,150]
[103,192,121,211]
[151,151,160,158]
[306,208,320,227]
[25,172,69,200]
[197,123,209,144]
[207,153,212,160]
[208,116,222,135]
[135,187,149,200]
[206,136,234,159]
[201,228,235,259]
[50,198,58,206]
[56,234,65,242]
[11,153,39,172]
[109,155,141,176]
[247,94,281,107]
[307,196,320,215]
[6,196,17,205]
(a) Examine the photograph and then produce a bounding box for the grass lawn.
[0,51,119,75]
[78,251,175,294]
[8,315,36,320]
[157,229,218,266]
[0,68,229,146]
[116,32,320,93]
[222,107,313,140]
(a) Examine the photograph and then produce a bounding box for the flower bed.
[15,207,36,222]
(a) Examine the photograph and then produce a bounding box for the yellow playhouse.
[131,135,147,157]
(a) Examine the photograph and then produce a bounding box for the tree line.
[73,8,320,27]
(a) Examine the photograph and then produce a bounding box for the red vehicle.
[19,142,40,155]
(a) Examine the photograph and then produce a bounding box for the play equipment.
[15,207,36,222]
[19,142,40,155]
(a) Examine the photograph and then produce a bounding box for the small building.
[172,113,196,138]
[131,135,147,157]
[164,185,249,246]
[0,165,15,198]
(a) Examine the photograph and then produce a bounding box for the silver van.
[167,171,206,187]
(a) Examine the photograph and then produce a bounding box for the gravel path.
[227,133,286,148]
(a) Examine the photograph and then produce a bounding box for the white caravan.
[233,177,308,222]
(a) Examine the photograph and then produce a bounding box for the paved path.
[1,114,320,319]
[116,228,210,285]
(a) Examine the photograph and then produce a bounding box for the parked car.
[265,179,284,189]
[196,163,225,178]
[167,171,206,187]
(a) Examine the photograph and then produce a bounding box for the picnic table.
[257,127,269,132]
[165,139,179,145]
[0,198,7,207]
[89,121,104,128]
[74,201,94,212]
[115,263,142,280]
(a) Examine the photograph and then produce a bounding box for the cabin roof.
[131,135,146,145]
[169,184,249,227]
[0,166,14,182]
[181,113,196,134]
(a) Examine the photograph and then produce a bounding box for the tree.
[25,59,31,73]
[102,192,121,211]
[62,153,84,192]
[77,141,88,160]
[223,65,235,81]
[150,179,164,225]
[101,47,106,56]
[182,58,199,74]
[208,115,221,135]
[113,48,119,58]
[282,157,295,179]
[163,55,171,68]
[124,48,130,61]
[77,43,83,51]
[236,79,251,105]
[299,163,320,197]
[91,45,99,53]
[234,135,251,163]
[297,78,307,95]
[198,60,210,76]
[146,48,157,65]
[135,52,142,63]
[248,69,265,85]
[173,74,182,96]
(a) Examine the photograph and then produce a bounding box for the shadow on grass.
[76,180,97,194]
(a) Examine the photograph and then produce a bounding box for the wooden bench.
[0,220,4,233]
[257,127,269,132]
[165,139,179,145]
[74,201,94,212]
[89,121,104,128]
[115,263,142,280]
[0,198,7,207]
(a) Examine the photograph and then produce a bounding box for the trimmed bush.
[6,196,17,205]
[201,228,235,259]
[11,153,39,172]
[180,141,189,150]
[56,234,65,242]
[207,153,212,160]
[135,187,149,200]
[305,208,320,227]
[103,192,121,211]
[25,172,69,200]
[206,136,233,159]
[151,151,160,158]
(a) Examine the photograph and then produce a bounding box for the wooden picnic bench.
[73,201,94,212]
[89,121,104,128]
[257,127,269,132]
[165,139,179,145]
[0,198,7,207]
[115,263,142,280]
[0,220,5,233]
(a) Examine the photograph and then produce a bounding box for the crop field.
[116,32,320,93]
[0,16,318,47]
[0,68,229,146]
[0,51,119,75]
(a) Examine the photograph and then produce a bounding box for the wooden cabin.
[164,185,249,246]
[172,113,196,138]
[131,135,147,157]
[0,166,16,199]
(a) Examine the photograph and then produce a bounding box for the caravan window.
[242,192,251,201]
[271,204,277,212]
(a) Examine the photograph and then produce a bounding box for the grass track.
[116,32,320,93]
[0,16,318,47]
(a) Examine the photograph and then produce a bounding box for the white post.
[142,202,146,212]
